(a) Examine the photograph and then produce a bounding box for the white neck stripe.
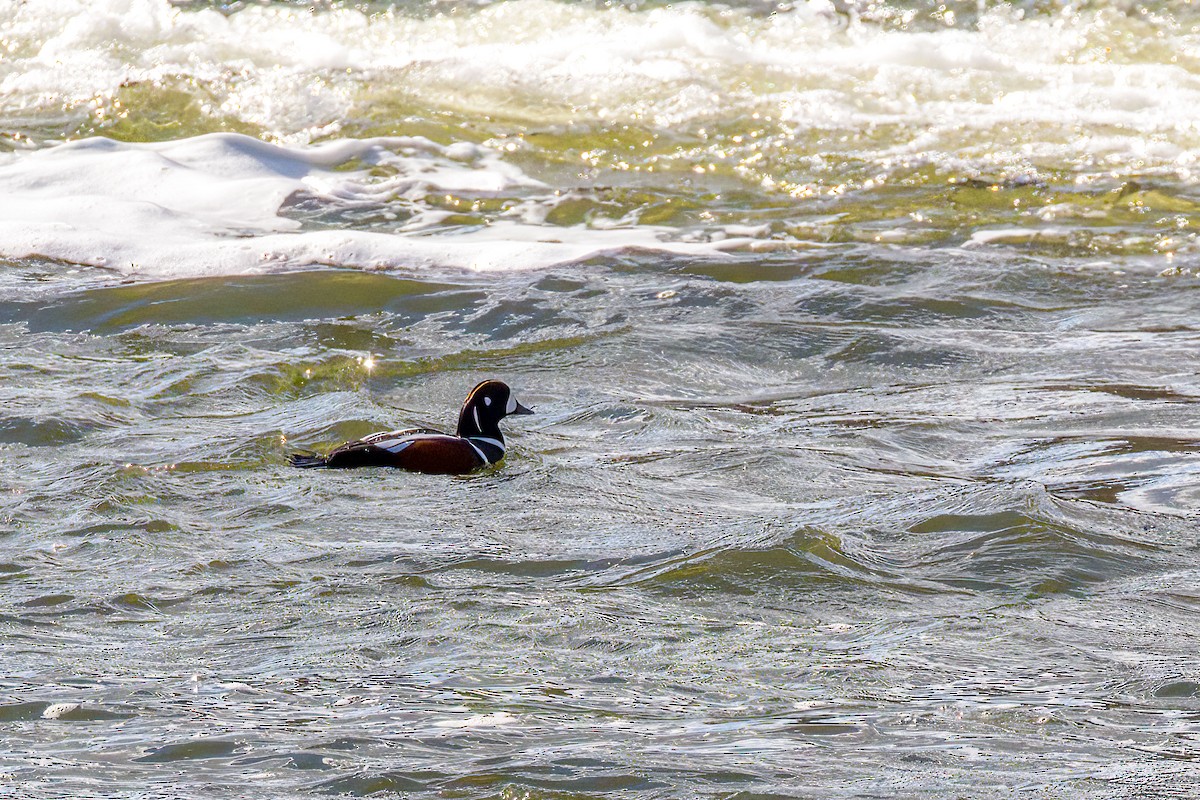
[469,436,505,452]
[463,438,488,463]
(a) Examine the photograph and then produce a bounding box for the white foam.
[3,0,1198,274]
[0,133,743,277]
[41,702,81,719]
[4,0,1200,174]
[963,227,1072,248]
[433,711,515,729]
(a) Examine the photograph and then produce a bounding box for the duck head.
[456,379,534,439]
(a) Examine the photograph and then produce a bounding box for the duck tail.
[288,450,329,469]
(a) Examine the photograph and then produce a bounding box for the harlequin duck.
[289,379,534,474]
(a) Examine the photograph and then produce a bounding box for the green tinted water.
[3,246,1199,795]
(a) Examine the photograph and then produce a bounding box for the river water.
[2,0,1200,796]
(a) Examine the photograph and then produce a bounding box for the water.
[2,0,1200,796]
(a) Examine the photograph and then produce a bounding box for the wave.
[0,133,750,277]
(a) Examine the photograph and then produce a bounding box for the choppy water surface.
[3,0,1200,797]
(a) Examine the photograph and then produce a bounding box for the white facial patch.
[506,395,517,414]
[484,396,492,406]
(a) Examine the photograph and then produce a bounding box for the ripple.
[134,739,244,763]
[0,701,129,722]
[906,508,1156,595]
[627,527,900,595]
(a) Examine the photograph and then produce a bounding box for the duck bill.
[513,401,535,415]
